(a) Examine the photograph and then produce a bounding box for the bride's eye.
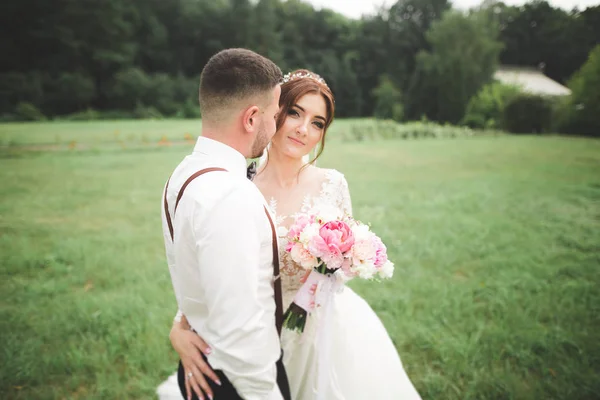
[288,109,300,117]
[313,121,324,129]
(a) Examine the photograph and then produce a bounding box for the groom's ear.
[242,105,260,134]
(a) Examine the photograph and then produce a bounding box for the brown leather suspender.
[164,167,227,241]
[263,207,283,336]
[163,168,284,336]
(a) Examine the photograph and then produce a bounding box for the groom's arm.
[190,183,282,400]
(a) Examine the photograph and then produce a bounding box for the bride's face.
[271,92,327,160]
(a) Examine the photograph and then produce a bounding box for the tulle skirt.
[281,286,421,400]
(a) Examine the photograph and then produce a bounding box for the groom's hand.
[170,323,221,400]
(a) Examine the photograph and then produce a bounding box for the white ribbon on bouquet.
[293,269,346,400]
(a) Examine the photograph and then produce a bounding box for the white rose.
[276,225,289,238]
[316,204,342,222]
[352,260,376,280]
[299,222,321,245]
[351,224,373,242]
[378,260,395,279]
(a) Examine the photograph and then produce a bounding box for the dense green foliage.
[405,10,502,123]
[372,75,404,122]
[558,45,600,137]
[1,0,598,130]
[462,82,521,129]
[502,94,554,134]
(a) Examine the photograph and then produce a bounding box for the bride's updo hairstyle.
[276,69,335,165]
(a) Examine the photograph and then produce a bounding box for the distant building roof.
[494,65,571,96]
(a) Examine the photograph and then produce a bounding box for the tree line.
[1,0,598,134]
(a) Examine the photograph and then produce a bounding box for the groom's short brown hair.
[199,48,282,123]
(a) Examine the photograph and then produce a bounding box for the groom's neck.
[201,123,249,159]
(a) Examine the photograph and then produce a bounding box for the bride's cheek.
[310,131,322,147]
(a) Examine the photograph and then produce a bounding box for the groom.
[161,48,290,400]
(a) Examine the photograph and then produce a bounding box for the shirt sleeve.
[190,183,282,400]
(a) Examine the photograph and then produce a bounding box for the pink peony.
[322,221,355,253]
[285,241,294,252]
[308,220,355,269]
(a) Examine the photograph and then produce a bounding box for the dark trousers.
[177,352,291,400]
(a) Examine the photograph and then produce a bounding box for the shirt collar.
[193,136,247,178]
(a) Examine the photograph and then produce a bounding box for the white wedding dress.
[157,169,421,400]
[272,169,421,400]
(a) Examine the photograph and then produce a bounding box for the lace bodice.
[269,169,353,309]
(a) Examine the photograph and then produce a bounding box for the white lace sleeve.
[338,173,353,217]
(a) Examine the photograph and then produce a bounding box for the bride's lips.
[288,136,305,146]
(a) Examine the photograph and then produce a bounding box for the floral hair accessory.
[281,71,328,87]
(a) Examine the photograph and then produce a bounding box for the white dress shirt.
[162,136,282,400]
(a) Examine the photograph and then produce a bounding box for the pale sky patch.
[304,0,598,19]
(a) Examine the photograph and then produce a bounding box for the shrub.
[340,119,496,142]
[134,104,163,119]
[0,113,18,122]
[0,72,44,114]
[557,45,600,137]
[43,72,96,115]
[98,110,136,120]
[14,102,47,121]
[502,94,553,134]
[175,100,201,119]
[108,68,152,110]
[462,81,521,129]
[108,69,196,116]
[146,73,179,115]
[63,108,101,121]
[372,75,404,122]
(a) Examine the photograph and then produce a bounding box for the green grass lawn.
[0,119,202,146]
[1,120,599,399]
[0,118,370,147]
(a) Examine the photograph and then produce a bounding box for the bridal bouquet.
[282,210,395,333]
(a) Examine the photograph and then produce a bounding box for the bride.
[166,70,421,400]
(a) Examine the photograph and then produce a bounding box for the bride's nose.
[296,119,308,136]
